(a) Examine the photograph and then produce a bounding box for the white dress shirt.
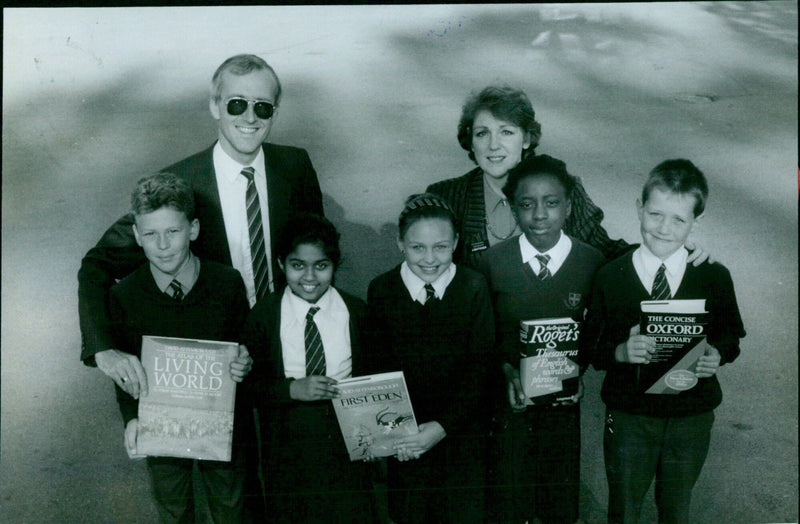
[399,261,457,304]
[279,286,353,381]
[518,231,572,277]
[213,142,273,307]
[632,244,688,297]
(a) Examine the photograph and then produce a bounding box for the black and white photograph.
[2,4,797,523]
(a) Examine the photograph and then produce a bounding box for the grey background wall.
[2,4,797,522]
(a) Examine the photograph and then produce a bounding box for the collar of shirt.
[280,285,352,380]
[483,174,520,244]
[518,231,571,276]
[213,141,266,184]
[284,285,335,324]
[399,261,457,304]
[149,251,200,294]
[632,244,688,295]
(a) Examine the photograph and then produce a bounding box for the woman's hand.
[393,421,446,461]
[96,349,148,399]
[685,240,714,266]
[289,376,339,401]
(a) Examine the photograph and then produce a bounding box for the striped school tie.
[240,167,269,301]
[304,306,326,376]
[424,283,438,305]
[651,264,671,300]
[535,254,551,280]
[168,279,184,301]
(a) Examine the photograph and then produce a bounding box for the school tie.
[535,254,551,280]
[651,264,671,300]
[168,279,184,301]
[424,283,436,305]
[241,167,269,301]
[304,306,326,376]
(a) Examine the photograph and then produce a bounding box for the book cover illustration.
[639,299,709,394]
[137,336,238,461]
[332,371,418,461]
[519,317,581,405]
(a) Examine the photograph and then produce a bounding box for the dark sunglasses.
[225,97,275,119]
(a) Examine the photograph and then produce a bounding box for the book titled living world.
[137,335,238,461]
[639,299,709,394]
[519,317,581,405]
[332,371,418,461]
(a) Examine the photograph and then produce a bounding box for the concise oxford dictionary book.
[332,371,418,461]
[519,317,581,406]
[638,299,710,394]
[137,336,238,461]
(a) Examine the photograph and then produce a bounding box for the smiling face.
[471,109,530,181]
[512,173,571,252]
[133,207,199,276]
[279,242,334,303]
[209,69,278,165]
[637,188,699,260]
[397,217,458,283]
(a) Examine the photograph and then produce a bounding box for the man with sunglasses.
[77,54,322,519]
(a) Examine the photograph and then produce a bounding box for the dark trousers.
[263,402,377,524]
[388,431,487,524]
[604,408,714,524]
[146,450,246,524]
[488,404,580,524]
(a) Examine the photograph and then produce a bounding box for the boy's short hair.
[503,154,576,202]
[131,173,195,220]
[276,213,341,268]
[643,159,708,217]
[398,193,458,239]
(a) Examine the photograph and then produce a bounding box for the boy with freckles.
[107,173,253,523]
[581,159,745,524]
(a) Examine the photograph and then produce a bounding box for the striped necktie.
[304,306,326,376]
[424,283,436,305]
[651,264,671,300]
[240,167,269,301]
[535,254,551,280]
[168,279,184,301]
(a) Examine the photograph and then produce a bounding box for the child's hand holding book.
[392,421,446,461]
[229,344,252,383]
[615,325,657,365]
[290,375,339,401]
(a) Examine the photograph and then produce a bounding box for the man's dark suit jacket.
[78,142,323,363]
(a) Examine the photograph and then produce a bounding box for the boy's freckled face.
[279,243,334,304]
[133,207,199,276]
[397,218,457,283]
[637,188,698,260]
[512,174,571,252]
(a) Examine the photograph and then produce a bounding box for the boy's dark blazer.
[241,288,374,405]
[78,143,323,362]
